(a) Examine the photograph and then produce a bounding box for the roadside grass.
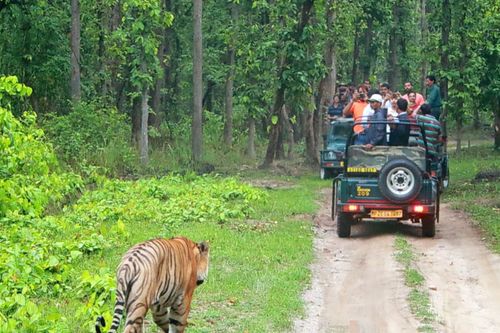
[40,173,326,332]
[394,236,436,333]
[444,145,500,253]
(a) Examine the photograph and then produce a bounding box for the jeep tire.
[337,212,353,238]
[422,215,436,237]
[320,168,333,180]
[379,158,423,203]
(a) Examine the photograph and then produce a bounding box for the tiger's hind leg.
[165,294,193,333]
[123,303,148,333]
[152,304,170,332]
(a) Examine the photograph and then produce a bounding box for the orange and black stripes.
[95,237,209,333]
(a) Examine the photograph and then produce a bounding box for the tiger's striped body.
[96,237,209,333]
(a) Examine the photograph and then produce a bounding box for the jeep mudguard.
[378,158,423,203]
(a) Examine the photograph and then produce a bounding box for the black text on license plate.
[370,210,403,218]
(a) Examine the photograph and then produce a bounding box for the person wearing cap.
[364,94,387,150]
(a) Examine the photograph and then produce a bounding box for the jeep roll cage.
[342,120,432,173]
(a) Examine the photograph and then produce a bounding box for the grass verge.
[444,145,500,252]
[394,236,436,333]
[36,173,325,332]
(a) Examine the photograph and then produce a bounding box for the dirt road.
[293,189,500,333]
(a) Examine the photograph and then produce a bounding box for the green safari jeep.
[332,121,443,238]
[320,118,354,179]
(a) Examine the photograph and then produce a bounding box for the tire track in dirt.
[293,189,500,333]
[294,189,419,333]
[408,205,500,333]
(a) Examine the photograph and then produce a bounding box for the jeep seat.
[347,145,427,172]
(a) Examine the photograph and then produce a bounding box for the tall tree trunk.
[224,3,238,148]
[361,19,373,81]
[282,105,294,159]
[455,4,467,155]
[304,97,318,165]
[262,87,285,167]
[202,80,214,112]
[473,106,481,130]
[192,0,203,164]
[313,88,322,158]
[246,117,256,158]
[388,3,401,89]
[494,97,500,150]
[111,2,123,111]
[351,23,360,85]
[97,0,107,96]
[440,0,450,143]
[317,0,336,136]
[70,0,81,101]
[420,0,428,94]
[150,29,167,137]
[455,117,462,155]
[132,95,141,144]
[223,52,235,147]
[262,0,313,168]
[139,85,149,164]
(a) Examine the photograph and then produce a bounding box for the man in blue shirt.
[389,98,411,146]
[364,94,387,150]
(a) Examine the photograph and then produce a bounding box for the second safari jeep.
[320,118,354,179]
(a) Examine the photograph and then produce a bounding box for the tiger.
[95,236,210,333]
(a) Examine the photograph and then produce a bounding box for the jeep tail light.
[347,205,359,212]
[411,205,426,213]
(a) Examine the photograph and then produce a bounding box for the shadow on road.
[348,220,423,239]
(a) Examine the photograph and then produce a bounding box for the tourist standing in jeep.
[389,98,411,146]
[363,94,387,150]
[425,75,442,120]
[417,103,442,159]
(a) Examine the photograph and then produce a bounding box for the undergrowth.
[444,145,500,252]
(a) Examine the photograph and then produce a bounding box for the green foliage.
[0,76,32,108]
[42,101,136,176]
[0,77,82,218]
[445,145,500,252]
[0,173,265,330]
[0,1,71,114]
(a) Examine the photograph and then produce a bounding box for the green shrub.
[42,101,137,176]
[0,76,82,219]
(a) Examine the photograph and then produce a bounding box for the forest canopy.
[0,0,499,171]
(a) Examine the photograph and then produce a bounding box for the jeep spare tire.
[379,158,423,203]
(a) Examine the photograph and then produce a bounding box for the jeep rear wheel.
[422,215,436,237]
[337,213,352,238]
[379,159,423,203]
[320,168,333,180]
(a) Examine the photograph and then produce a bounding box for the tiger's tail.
[95,292,126,333]
[95,316,105,333]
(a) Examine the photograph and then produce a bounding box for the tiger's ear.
[197,241,209,254]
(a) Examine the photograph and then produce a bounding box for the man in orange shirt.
[343,86,369,144]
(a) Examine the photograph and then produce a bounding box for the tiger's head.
[195,241,210,286]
